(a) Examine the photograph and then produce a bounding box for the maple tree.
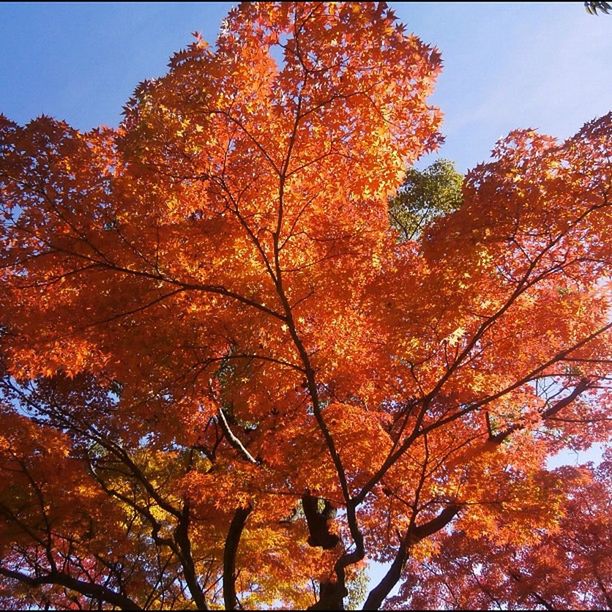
[389,458,612,610]
[0,2,610,610]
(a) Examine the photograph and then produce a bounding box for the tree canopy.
[389,159,463,241]
[0,3,610,610]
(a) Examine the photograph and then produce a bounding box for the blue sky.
[1,2,610,173]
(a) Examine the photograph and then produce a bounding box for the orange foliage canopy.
[0,3,610,610]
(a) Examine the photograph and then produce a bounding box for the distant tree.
[389,159,463,241]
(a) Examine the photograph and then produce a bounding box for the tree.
[387,458,612,610]
[0,2,610,609]
[388,159,463,241]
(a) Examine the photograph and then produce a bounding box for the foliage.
[388,458,612,610]
[388,159,463,241]
[584,1,611,15]
[0,2,610,610]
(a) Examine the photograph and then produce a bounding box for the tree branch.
[223,505,252,610]
[362,505,461,610]
[301,494,339,550]
[0,566,141,610]
[218,407,258,464]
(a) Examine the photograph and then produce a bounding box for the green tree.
[388,159,463,241]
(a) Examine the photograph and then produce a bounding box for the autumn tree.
[388,458,612,610]
[0,2,610,610]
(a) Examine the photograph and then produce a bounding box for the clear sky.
[1,2,610,173]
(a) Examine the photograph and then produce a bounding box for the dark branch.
[301,494,340,550]
[362,505,461,610]
[223,505,252,610]
[0,566,141,610]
